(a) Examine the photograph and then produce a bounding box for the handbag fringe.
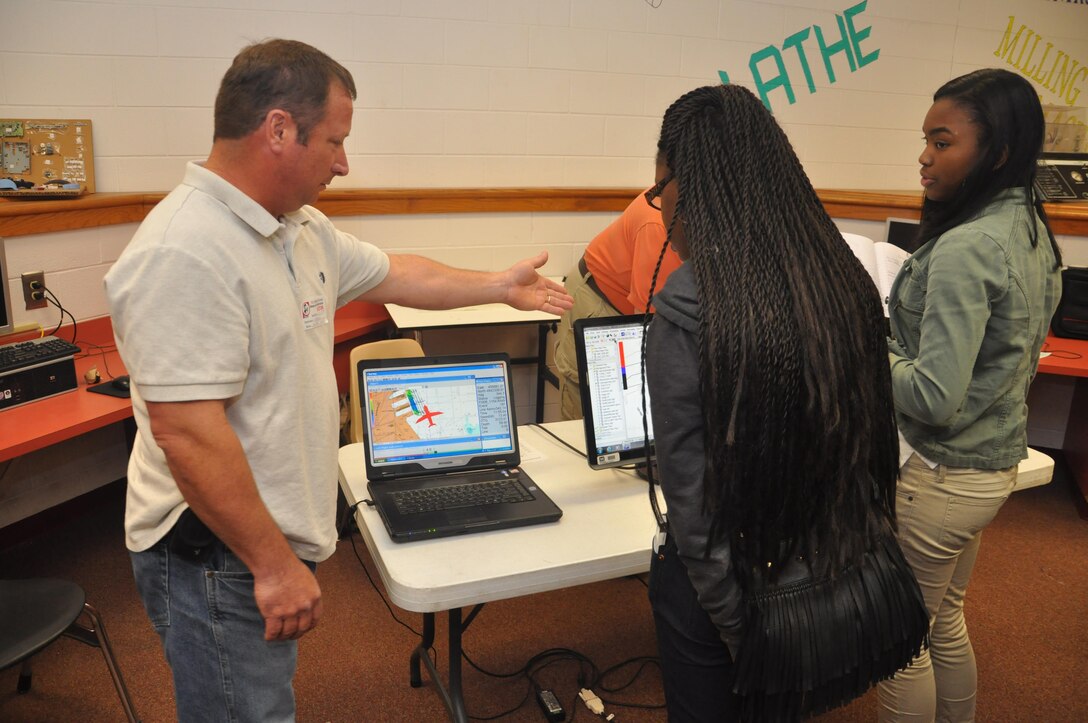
[731,535,929,721]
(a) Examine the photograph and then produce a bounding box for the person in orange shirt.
[554,192,682,420]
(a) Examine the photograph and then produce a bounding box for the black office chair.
[0,578,140,722]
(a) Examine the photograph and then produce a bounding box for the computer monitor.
[0,239,15,338]
[573,314,655,470]
[884,217,920,251]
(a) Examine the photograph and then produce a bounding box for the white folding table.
[337,420,662,721]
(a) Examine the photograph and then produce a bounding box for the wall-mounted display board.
[0,119,95,198]
[1044,105,1087,155]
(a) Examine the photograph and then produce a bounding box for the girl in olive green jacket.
[878,69,1063,723]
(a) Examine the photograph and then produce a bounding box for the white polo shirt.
[105,162,389,562]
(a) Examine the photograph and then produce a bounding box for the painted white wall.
[0,0,1084,193]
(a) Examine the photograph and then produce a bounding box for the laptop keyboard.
[392,477,535,515]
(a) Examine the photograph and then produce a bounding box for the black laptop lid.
[573,314,655,469]
[358,352,520,482]
[884,217,919,251]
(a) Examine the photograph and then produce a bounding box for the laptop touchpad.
[447,509,488,524]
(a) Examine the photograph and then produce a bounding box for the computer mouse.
[111,375,131,392]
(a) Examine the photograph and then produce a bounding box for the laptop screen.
[359,354,520,479]
[573,314,655,469]
[884,217,919,251]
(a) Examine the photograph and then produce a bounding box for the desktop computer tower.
[0,358,78,410]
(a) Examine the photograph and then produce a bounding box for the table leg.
[409,610,468,721]
[408,605,486,723]
[409,612,434,689]
[446,608,467,723]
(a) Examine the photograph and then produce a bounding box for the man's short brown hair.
[214,39,357,145]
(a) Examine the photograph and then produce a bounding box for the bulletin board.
[0,119,95,198]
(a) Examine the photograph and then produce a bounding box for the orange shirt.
[583,191,682,314]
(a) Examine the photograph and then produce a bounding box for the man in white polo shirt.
[104,38,571,723]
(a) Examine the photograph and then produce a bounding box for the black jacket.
[646,264,745,653]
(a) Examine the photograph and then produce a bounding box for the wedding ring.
[546,294,551,305]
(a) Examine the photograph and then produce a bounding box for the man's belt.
[578,256,608,302]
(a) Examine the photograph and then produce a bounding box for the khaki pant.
[877,454,1017,723]
[553,261,620,421]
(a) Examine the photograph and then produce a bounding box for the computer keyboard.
[0,336,81,374]
[392,478,535,515]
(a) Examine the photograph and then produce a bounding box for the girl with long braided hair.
[644,84,925,721]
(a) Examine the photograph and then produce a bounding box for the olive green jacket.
[888,189,1061,470]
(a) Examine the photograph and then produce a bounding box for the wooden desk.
[338,420,661,721]
[0,302,390,464]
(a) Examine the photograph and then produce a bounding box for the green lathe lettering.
[814,13,856,83]
[844,1,879,68]
[782,27,816,94]
[750,45,794,109]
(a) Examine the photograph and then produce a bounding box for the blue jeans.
[130,537,315,723]
[648,537,740,722]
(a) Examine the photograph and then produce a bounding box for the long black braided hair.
[651,84,899,584]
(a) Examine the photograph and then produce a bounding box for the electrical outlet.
[21,271,47,310]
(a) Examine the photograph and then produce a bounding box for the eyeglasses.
[644,173,674,210]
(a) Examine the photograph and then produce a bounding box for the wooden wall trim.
[314,187,643,216]
[2,188,1087,237]
[0,193,162,237]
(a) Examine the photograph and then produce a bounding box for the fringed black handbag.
[731,533,929,722]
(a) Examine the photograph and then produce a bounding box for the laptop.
[358,352,562,542]
[573,314,656,470]
[884,217,919,251]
